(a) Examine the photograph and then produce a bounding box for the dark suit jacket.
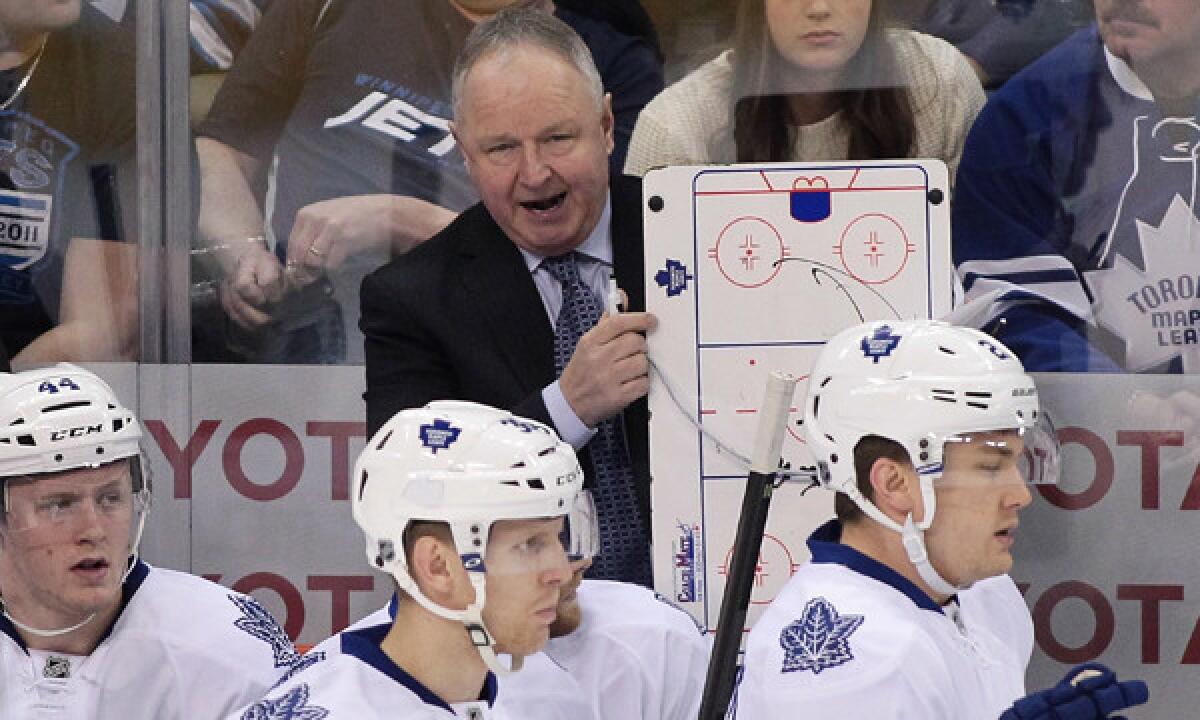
[360,174,650,528]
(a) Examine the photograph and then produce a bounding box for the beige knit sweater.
[624,30,985,188]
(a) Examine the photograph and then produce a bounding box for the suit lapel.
[457,210,556,391]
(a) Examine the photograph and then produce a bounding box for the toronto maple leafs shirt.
[0,562,298,719]
[952,26,1200,372]
[732,520,1032,719]
[231,622,505,719]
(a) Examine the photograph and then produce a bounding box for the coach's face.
[1095,0,1200,69]
[454,45,614,258]
[0,461,134,639]
[0,0,81,42]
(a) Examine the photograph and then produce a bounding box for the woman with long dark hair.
[625,0,984,183]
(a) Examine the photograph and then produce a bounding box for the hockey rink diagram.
[645,162,953,633]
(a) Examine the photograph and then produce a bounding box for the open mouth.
[520,192,567,213]
[72,557,110,576]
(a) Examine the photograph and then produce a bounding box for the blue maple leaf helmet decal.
[419,417,462,454]
[230,594,304,669]
[860,324,902,363]
[780,597,865,675]
[240,684,330,720]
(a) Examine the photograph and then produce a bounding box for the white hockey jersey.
[319,579,709,720]
[515,579,710,720]
[311,607,593,719]
[0,561,300,720]
[732,521,1032,720]
[230,622,508,719]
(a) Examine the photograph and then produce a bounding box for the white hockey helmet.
[0,365,142,481]
[0,364,146,514]
[352,400,588,673]
[803,320,1058,594]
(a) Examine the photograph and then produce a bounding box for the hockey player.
[0,364,299,718]
[731,320,1148,719]
[322,540,711,719]
[229,401,591,718]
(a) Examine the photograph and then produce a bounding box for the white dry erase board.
[643,160,954,633]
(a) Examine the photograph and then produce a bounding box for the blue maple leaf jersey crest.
[419,418,461,454]
[240,684,329,720]
[860,325,901,363]
[271,651,326,689]
[780,597,865,675]
[230,594,304,669]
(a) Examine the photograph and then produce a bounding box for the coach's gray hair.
[451,6,605,121]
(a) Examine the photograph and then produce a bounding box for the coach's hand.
[1001,663,1148,720]
[560,311,657,428]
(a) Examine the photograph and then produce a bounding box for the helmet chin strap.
[399,570,523,677]
[462,574,524,676]
[900,514,960,599]
[1,599,97,638]
[848,474,969,601]
[0,494,149,641]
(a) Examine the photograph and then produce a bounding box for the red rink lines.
[694,185,924,196]
[700,407,801,416]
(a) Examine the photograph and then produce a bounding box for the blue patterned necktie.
[542,252,653,587]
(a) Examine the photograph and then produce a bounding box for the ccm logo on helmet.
[50,423,104,441]
[1012,387,1037,397]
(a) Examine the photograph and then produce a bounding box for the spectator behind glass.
[555,0,662,60]
[188,0,271,73]
[898,0,1094,88]
[194,0,662,364]
[951,0,1200,373]
[0,0,138,369]
[624,0,985,187]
